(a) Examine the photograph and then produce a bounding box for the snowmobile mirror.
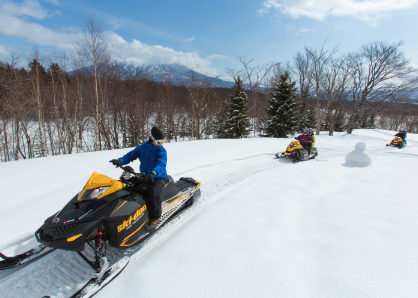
[121,166,135,174]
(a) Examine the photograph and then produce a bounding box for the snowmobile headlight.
[89,187,110,199]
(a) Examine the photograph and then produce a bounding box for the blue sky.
[0,0,417,81]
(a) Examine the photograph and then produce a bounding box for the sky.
[0,0,418,81]
[0,129,418,297]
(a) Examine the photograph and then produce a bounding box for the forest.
[1,16,417,162]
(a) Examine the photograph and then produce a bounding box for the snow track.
[0,154,290,298]
[1,135,415,298]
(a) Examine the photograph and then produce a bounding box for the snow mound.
[344,142,372,167]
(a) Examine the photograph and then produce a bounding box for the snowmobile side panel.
[107,194,149,248]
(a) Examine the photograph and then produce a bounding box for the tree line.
[0,15,417,162]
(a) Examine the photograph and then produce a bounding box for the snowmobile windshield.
[77,187,110,202]
[76,172,127,202]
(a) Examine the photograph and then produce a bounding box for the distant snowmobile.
[275,140,317,162]
[386,136,406,149]
[1,166,201,297]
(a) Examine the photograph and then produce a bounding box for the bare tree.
[321,56,351,135]
[28,48,49,157]
[75,12,111,151]
[305,41,340,134]
[345,41,417,134]
[187,67,217,140]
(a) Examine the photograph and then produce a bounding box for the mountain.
[135,63,236,88]
[70,63,236,88]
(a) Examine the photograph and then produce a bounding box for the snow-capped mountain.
[70,63,236,88]
[136,63,235,88]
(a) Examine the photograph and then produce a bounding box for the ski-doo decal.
[77,172,127,201]
[117,205,147,233]
[67,234,82,242]
[120,221,148,247]
[79,209,93,220]
[110,201,127,216]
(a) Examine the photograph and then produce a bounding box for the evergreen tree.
[334,112,346,132]
[220,77,251,138]
[154,110,166,135]
[320,117,329,132]
[260,72,299,138]
[213,97,229,138]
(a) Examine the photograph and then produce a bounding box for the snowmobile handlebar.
[119,166,152,185]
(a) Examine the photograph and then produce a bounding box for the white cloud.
[0,44,9,58]
[259,0,418,25]
[206,54,228,60]
[186,37,194,42]
[107,32,219,77]
[0,13,80,48]
[1,0,55,19]
[0,0,219,77]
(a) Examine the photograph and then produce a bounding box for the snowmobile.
[275,140,317,162]
[1,166,200,297]
[386,136,406,149]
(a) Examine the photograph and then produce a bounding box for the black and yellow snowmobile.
[1,166,200,280]
[275,140,317,162]
[386,136,406,149]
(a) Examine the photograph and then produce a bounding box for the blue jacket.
[118,141,168,179]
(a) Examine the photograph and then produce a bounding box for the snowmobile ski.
[41,257,129,298]
[69,256,129,298]
[0,244,55,270]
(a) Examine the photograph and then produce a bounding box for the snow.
[0,129,418,298]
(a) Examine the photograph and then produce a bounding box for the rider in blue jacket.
[110,126,167,228]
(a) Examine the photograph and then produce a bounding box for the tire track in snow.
[0,154,289,298]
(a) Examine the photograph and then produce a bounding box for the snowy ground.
[0,129,417,298]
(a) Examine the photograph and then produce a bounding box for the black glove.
[110,159,121,167]
[144,173,154,183]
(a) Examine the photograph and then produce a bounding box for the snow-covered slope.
[0,130,417,298]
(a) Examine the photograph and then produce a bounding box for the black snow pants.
[138,178,168,220]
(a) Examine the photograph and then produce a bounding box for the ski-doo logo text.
[79,209,93,220]
[117,206,147,233]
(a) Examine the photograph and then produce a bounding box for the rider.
[395,129,407,144]
[296,128,313,156]
[308,128,315,148]
[110,126,167,228]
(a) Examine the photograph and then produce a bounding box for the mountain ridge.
[70,63,236,88]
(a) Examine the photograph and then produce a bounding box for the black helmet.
[303,128,308,134]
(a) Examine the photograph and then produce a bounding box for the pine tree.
[334,112,346,131]
[154,110,167,136]
[213,97,229,138]
[220,77,251,138]
[260,72,299,138]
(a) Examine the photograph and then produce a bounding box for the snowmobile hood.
[77,172,127,201]
[287,141,302,151]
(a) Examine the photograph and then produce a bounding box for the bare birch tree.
[75,12,111,151]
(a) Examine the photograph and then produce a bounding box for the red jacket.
[296,134,313,146]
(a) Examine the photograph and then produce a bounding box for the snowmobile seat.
[159,176,180,202]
